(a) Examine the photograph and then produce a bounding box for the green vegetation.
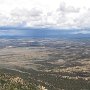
[0,73,37,90]
[0,38,90,90]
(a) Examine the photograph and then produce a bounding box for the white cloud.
[57,2,80,13]
[75,9,90,28]
[72,30,90,34]
[0,0,90,29]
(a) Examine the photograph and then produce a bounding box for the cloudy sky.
[0,0,90,29]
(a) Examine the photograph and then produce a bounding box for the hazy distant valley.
[0,37,90,90]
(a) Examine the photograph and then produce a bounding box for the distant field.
[0,38,90,90]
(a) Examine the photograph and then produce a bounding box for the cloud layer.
[0,0,90,29]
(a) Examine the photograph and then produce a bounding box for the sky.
[0,0,90,29]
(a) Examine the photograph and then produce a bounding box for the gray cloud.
[0,2,89,29]
[57,2,80,13]
[10,8,44,27]
[53,2,81,28]
[29,8,42,17]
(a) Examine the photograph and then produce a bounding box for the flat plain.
[0,38,90,90]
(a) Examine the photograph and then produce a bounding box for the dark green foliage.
[0,72,37,90]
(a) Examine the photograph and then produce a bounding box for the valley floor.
[0,38,90,90]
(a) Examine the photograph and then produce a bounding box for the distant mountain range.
[0,26,90,39]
